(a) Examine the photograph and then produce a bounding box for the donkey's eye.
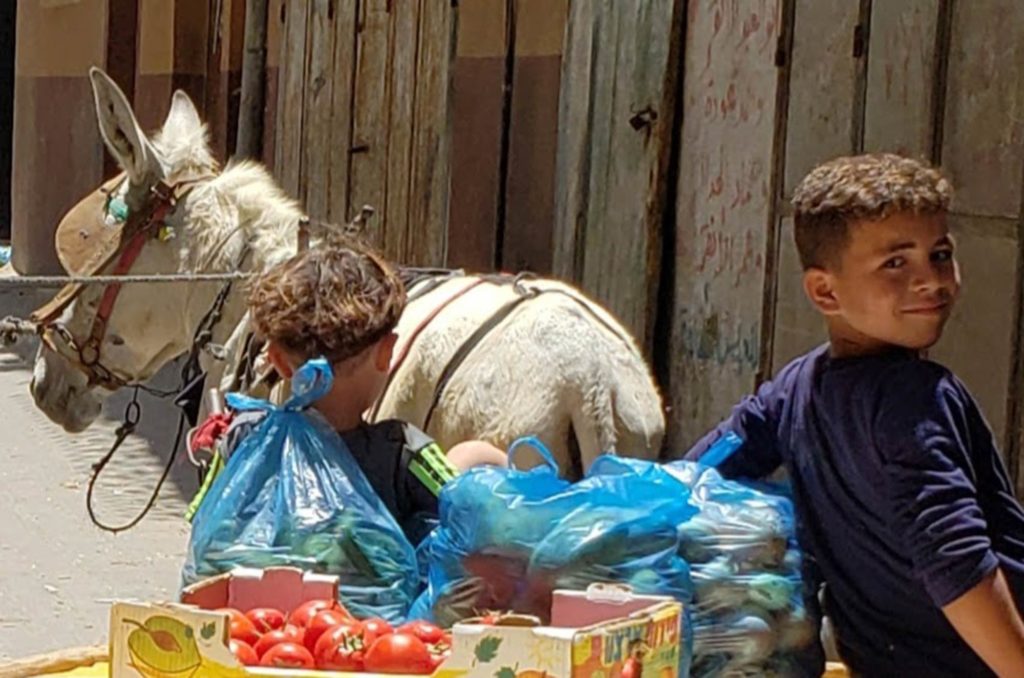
[108,335,125,347]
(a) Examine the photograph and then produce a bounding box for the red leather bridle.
[31,179,204,390]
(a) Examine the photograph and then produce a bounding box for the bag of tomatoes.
[182,360,420,623]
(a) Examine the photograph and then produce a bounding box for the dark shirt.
[224,413,453,544]
[686,345,1024,676]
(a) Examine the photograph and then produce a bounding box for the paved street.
[0,286,197,660]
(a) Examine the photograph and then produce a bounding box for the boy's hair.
[791,153,952,269]
[248,239,406,363]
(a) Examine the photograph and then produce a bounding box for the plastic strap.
[507,436,559,472]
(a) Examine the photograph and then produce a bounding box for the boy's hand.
[943,568,1024,676]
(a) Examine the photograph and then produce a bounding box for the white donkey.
[29,68,665,474]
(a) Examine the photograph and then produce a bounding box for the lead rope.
[84,246,250,533]
[85,387,188,534]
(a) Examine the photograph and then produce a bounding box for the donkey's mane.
[154,115,306,272]
[210,159,304,265]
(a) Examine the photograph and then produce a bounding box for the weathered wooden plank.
[553,0,599,283]
[574,0,620,318]
[349,0,393,247]
[552,0,679,352]
[929,216,1019,453]
[862,0,940,157]
[274,0,309,199]
[941,0,1024,218]
[770,0,860,375]
[500,0,568,275]
[382,0,421,263]
[770,217,825,368]
[262,0,286,170]
[670,0,784,450]
[301,0,336,220]
[406,0,456,267]
[446,0,507,271]
[326,0,358,224]
[782,0,860,197]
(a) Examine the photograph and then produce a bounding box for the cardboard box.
[110,567,341,677]
[108,571,686,678]
[445,584,686,677]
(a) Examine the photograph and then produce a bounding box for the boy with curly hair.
[218,239,505,544]
[686,154,1024,675]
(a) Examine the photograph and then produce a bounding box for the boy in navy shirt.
[686,154,1024,676]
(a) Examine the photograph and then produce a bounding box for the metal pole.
[236,0,269,159]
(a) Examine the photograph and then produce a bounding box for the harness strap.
[421,289,537,433]
[399,267,465,300]
[368,277,488,422]
[405,271,463,304]
[420,281,640,436]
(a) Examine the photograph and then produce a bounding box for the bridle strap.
[80,228,152,367]
[33,177,206,389]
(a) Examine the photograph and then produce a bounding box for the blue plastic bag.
[665,449,821,677]
[591,447,820,677]
[418,438,695,627]
[181,359,420,623]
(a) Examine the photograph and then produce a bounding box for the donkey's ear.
[89,67,162,184]
[162,90,203,141]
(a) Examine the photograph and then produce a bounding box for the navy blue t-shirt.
[686,345,1024,676]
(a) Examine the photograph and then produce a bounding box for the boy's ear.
[374,333,398,371]
[803,268,841,316]
[266,342,296,379]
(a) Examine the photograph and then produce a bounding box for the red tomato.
[313,620,377,671]
[253,625,305,658]
[288,599,347,628]
[221,608,261,646]
[228,638,259,666]
[398,620,445,644]
[621,656,642,678]
[362,617,395,638]
[304,609,353,654]
[259,641,316,669]
[364,633,434,675]
[245,607,286,634]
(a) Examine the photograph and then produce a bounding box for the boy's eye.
[882,256,905,270]
[932,249,954,263]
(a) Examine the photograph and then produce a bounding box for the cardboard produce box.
[107,570,686,678]
[445,584,687,677]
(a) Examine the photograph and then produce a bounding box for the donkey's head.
[30,68,228,432]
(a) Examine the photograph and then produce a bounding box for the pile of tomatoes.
[221,599,451,674]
